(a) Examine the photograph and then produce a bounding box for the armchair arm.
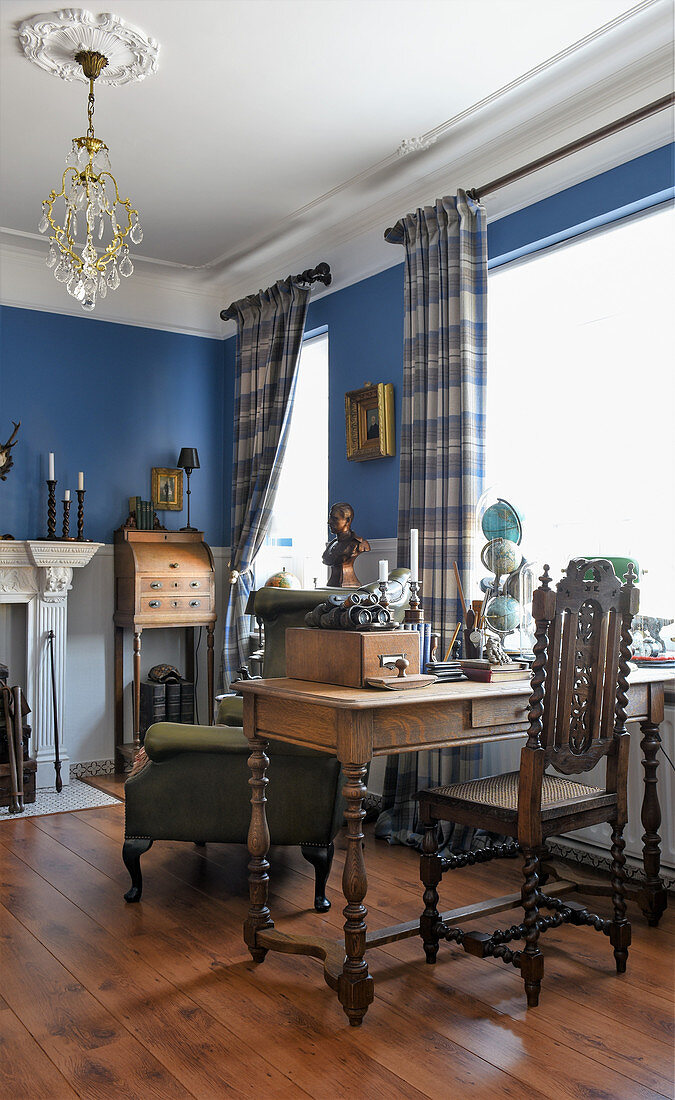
[216,694,244,726]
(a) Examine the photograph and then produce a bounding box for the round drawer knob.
[149,600,161,608]
[189,599,201,607]
[169,562,180,569]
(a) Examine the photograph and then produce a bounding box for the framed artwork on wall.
[345,382,395,461]
[151,467,183,510]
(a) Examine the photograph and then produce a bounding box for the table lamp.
[177,447,200,531]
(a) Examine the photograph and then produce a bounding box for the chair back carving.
[528,559,638,775]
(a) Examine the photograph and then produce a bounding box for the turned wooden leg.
[132,630,142,753]
[123,837,153,902]
[206,624,215,725]
[337,761,374,1026]
[520,848,544,1008]
[638,718,668,926]
[244,730,274,962]
[301,842,334,912]
[609,824,631,973]
[114,626,125,771]
[420,820,442,964]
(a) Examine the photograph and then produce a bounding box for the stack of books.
[426,659,465,683]
[129,496,156,530]
[139,679,195,739]
[401,621,433,671]
[459,659,531,683]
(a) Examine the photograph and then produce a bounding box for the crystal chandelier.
[39,49,142,312]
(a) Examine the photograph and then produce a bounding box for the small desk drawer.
[141,576,208,594]
[140,595,212,615]
[471,696,529,729]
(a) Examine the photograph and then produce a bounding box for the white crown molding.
[0,239,226,338]
[4,2,672,340]
[18,9,160,86]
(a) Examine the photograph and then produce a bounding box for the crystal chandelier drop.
[39,49,142,312]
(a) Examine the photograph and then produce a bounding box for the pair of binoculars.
[305,591,393,631]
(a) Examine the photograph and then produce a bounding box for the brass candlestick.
[377,579,390,608]
[76,489,86,540]
[404,579,424,623]
[46,479,57,539]
[61,498,71,539]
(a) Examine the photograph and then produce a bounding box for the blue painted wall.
[4,145,671,547]
[0,308,226,546]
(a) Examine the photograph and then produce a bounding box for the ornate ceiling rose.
[18,8,160,86]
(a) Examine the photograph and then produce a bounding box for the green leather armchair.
[123,569,411,911]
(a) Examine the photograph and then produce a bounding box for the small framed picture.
[345,382,395,461]
[151,467,183,510]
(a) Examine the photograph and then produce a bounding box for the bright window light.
[254,331,329,588]
[486,204,674,618]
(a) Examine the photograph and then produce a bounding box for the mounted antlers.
[0,420,20,481]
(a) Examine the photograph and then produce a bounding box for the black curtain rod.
[220,262,332,321]
[384,93,674,235]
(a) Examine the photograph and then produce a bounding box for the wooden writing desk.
[239,667,670,1026]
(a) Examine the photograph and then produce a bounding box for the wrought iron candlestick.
[46,479,57,539]
[76,489,86,540]
[404,579,424,624]
[61,497,71,539]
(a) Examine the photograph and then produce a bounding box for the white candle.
[410,528,418,582]
[78,471,84,490]
[48,452,54,480]
[64,489,70,501]
[378,559,388,582]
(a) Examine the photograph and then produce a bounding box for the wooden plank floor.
[0,775,673,1100]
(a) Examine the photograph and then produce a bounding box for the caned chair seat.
[425,771,613,820]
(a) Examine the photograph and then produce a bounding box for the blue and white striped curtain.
[222,278,310,689]
[376,191,488,854]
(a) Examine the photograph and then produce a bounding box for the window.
[253,331,329,589]
[486,204,674,619]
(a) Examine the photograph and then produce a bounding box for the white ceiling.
[0,0,673,335]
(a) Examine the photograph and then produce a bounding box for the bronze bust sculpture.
[322,502,371,587]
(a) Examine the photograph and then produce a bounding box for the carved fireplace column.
[0,541,101,787]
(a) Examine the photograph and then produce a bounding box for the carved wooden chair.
[417,558,639,1008]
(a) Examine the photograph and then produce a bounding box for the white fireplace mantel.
[0,539,102,786]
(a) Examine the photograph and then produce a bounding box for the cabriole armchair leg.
[123,837,153,902]
[301,842,334,911]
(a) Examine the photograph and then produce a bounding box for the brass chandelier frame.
[41,49,139,283]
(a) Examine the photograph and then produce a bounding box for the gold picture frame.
[151,467,183,510]
[345,382,395,461]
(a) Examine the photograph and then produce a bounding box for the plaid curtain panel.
[222,278,310,689]
[377,191,488,854]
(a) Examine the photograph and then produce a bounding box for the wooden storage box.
[285,628,420,688]
[0,758,37,807]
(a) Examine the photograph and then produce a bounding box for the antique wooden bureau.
[113,528,216,770]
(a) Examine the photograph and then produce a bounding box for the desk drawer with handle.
[471,696,530,730]
[141,576,209,595]
[141,594,212,615]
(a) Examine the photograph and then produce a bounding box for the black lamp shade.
[177,447,200,471]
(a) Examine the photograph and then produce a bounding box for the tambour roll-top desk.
[114,528,216,769]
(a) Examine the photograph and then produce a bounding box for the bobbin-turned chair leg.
[520,847,544,1007]
[420,820,443,964]
[609,824,631,973]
